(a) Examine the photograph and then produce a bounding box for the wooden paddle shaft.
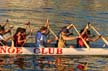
[90,25,108,45]
[72,25,90,49]
[45,19,57,38]
[11,39,14,49]
[66,24,73,29]
[48,27,58,38]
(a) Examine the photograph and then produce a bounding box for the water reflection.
[0,55,108,71]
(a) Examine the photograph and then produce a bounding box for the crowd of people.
[0,20,102,48]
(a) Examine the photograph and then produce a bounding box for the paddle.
[25,21,30,28]
[2,19,9,27]
[66,24,73,29]
[10,39,15,50]
[5,20,15,51]
[45,18,58,38]
[90,24,108,45]
[72,24,90,49]
[21,21,33,47]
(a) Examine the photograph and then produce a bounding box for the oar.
[4,19,14,35]
[90,25,108,45]
[72,24,90,49]
[11,39,14,49]
[0,41,5,46]
[48,27,58,38]
[66,24,73,29]
[21,22,32,47]
[2,19,9,27]
[45,18,58,38]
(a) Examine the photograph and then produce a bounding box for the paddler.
[35,26,57,48]
[35,19,58,48]
[57,24,80,48]
[0,25,12,46]
[13,27,27,47]
[77,23,101,47]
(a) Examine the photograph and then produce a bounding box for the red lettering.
[0,46,23,54]
[34,48,63,55]
[8,48,15,53]
[34,48,36,53]
[42,48,47,54]
[34,48,40,54]
[16,48,22,53]
[49,48,54,54]
[56,48,63,54]
[0,47,6,53]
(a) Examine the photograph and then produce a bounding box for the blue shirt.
[35,31,47,48]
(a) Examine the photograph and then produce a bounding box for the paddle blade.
[45,18,49,27]
[11,40,14,49]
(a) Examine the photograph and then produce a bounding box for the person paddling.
[77,23,101,47]
[35,26,58,48]
[57,24,80,48]
[35,19,58,48]
[13,27,26,47]
[0,25,12,46]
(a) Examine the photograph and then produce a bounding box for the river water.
[0,55,108,71]
[0,0,108,33]
[0,0,108,46]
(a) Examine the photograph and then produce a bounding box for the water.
[0,55,108,71]
[0,0,108,46]
[0,0,108,32]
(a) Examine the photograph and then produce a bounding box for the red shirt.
[77,35,88,47]
[14,34,26,47]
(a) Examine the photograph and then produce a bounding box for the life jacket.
[58,33,65,48]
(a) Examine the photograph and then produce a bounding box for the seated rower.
[0,25,12,46]
[35,26,57,48]
[57,24,80,48]
[13,27,26,47]
[77,24,101,47]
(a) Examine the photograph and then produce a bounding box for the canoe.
[0,46,108,55]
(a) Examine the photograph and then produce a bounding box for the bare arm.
[4,36,13,41]
[62,35,79,41]
[44,18,49,27]
[47,37,58,43]
[86,36,101,42]
[26,29,33,36]
[81,27,88,36]
[17,34,26,43]
[3,29,11,34]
